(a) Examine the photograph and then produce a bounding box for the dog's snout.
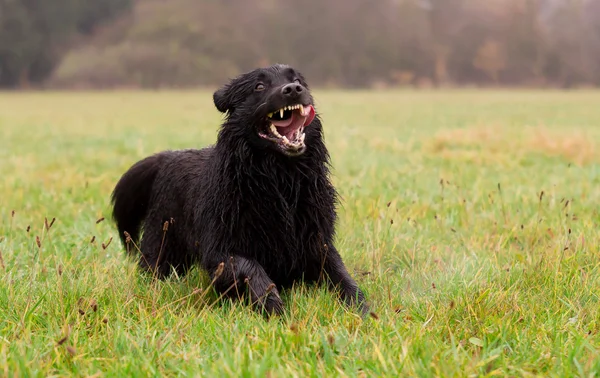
[281,83,303,97]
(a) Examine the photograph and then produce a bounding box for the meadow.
[1,89,599,377]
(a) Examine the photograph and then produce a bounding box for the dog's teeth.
[267,112,273,118]
[300,132,305,142]
[282,136,289,144]
[270,124,283,138]
[299,105,304,114]
[279,109,284,118]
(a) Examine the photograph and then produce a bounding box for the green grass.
[1,89,600,377]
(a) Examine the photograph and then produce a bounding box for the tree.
[473,39,506,83]
[0,0,132,88]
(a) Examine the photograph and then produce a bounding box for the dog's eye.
[255,83,265,91]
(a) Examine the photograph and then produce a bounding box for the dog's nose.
[281,83,303,97]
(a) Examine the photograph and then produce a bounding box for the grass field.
[1,89,600,377]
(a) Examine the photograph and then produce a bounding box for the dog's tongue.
[271,105,316,138]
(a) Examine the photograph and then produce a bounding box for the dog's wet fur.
[111,64,368,317]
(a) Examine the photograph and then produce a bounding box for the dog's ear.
[213,84,232,113]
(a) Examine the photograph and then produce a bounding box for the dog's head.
[213,64,317,157]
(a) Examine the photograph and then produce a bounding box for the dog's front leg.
[209,255,284,316]
[321,246,369,317]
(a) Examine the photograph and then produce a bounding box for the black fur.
[111,64,368,316]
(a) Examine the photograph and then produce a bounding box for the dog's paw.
[252,286,284,316]
[341,286,369,317]
[357,300,370,319]
[264,293,285,316]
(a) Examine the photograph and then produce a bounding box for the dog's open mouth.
[259,104,316,155]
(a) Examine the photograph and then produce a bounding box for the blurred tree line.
[0,0,132,87]
[2,0,600,89]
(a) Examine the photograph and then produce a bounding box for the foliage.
[0,0,132,87]
[49,0,600,88]
[2,0,600,88]
[1,89,600,375]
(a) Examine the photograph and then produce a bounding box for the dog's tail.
[111,154,162,251]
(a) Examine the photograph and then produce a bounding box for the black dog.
[111,64,368,316]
